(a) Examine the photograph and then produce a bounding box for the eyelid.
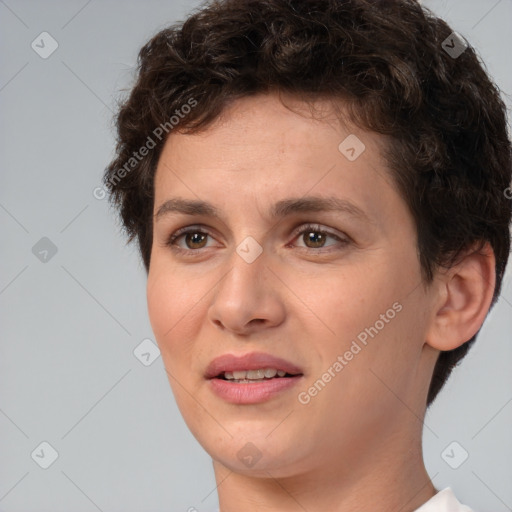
[290,223,347,242]
[168,223,348,250]
[166,224,219,247]
[288,223,350,251]
[166,222,350,254]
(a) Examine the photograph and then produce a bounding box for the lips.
[205,352,304,404]
[204,352,303,379]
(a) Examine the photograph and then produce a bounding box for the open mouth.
[215,368,303,383]
[206,356,304,403]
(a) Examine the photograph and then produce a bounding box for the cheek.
[146,263,211,372]
[146,268,193,347]
[146,273,173,340]
[292,264,387,342]
[293,257,419,372]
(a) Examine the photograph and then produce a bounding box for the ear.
[425,242,496,351]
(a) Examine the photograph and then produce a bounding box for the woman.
[104,0,511,510]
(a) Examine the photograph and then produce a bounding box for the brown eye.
[166,227,213,251]
[184,232,208,249]
[303,231,328,248]
[291,224,350,252]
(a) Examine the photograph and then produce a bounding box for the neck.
[212,424,437,512]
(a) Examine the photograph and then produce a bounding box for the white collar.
[413,487,474,512]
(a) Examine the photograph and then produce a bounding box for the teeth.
[223,368,287,380]
[247,369,266,379]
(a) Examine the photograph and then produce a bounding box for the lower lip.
[208,376,303,404]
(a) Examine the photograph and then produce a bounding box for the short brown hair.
[104,0,512,408]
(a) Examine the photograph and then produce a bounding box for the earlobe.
[425,242,496,352]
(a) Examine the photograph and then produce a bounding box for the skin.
[146,92,495,512]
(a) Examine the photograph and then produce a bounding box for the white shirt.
[210,487,474,512]
[413,487,474,511]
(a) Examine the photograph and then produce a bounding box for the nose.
[207,246,286,336]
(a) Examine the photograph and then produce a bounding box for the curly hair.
[104,0,512,408]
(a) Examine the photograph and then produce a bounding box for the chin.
[205,432,305,475]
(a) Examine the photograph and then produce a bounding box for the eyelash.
[165,223,350,256]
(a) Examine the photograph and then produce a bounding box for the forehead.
[153,93,400,225]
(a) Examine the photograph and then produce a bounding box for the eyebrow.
[155,196,371,223]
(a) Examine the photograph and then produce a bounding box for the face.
[147,93,439,477]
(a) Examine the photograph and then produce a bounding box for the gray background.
[1,0,511,511]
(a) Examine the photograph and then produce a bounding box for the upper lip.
[205,352,304,379]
